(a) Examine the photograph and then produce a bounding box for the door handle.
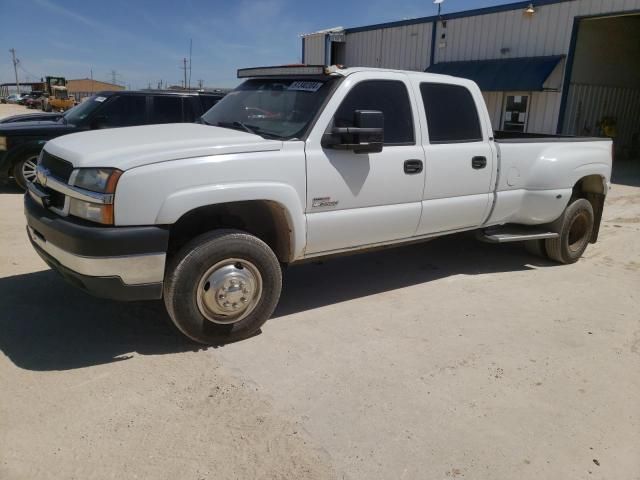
[404,159,423,174]
[472,156,487,169]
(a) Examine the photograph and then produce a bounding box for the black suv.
[0,90,225,189]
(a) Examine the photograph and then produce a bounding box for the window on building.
[334,80,414,145]
[501,94,529,133]
[420,83,483,143]
[151,96,183,124]
[98,95,146,127]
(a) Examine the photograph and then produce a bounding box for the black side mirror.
[322,110,384,154]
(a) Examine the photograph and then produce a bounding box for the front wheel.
[545,198,594,264]
[163,229,282,344]
[13,153,39,190]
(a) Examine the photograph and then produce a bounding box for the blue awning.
[426,55,564,91]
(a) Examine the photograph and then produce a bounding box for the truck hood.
[0,112,63,124]
[0,119,75,136]
[43,123,283,170]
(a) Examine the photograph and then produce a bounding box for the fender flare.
[155,182,307,261]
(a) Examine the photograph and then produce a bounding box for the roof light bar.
[237,65,327,78]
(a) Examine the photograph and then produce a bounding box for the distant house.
[66,79,124,101]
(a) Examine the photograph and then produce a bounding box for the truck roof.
[237,64,473,85]
[91,90,226,98]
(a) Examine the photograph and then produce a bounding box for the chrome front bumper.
[28,226,166,285]
[25,193,169,301]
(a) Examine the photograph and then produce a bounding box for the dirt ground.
[1,104,639,480]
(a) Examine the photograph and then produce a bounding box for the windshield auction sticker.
[94,96,107,102]
[287,81,323,92]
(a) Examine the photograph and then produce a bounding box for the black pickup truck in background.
[0,90,225,189]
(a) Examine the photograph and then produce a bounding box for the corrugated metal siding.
[482,90,561,135]
[563,83,640,147]
[344,23,433,70]
[304,34,326,65]
[434,0,640,64]
[527,91,562,134]
[482,91,504,129]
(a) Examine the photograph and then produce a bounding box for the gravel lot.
[1,104,639,480]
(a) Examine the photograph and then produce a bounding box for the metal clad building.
[302,0,640,155]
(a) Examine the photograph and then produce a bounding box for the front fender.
[156,182,307,259]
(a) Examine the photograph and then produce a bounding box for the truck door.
[414,81,495,235]
[305,72,426,254]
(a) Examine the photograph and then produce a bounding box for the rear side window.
[334,80,414,145]
[151,96,183,124]
[200,95,223,113]
[97,95,146,127]
[420,83,483,143]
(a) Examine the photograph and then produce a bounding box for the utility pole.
[90,68,93,93]
[180,58,188,90]
[9,48,20,93]
[198,79,204,90]
[188,38,192,90]
[111,70,118,85]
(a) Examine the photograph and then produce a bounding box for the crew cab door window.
[151,96,183,124]
[333,80,414,145]
[415,82,493,236]
[97,95,146,127]
[420,83,483,143]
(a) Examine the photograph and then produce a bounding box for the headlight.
[69,168,122,225]
[73,168,122,193]
[0,136,7,151]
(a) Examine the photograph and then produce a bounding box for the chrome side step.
[477,226,559,243]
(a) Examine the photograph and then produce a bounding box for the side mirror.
[322,110,384,154]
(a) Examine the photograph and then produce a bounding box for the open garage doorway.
[560,13,640,184]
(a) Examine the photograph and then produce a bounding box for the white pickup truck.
[25,65,612,344]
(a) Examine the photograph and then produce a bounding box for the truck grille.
[40,150,73,183]
[37,151,74,210]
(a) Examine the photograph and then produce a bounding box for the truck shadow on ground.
[0,234,554,371]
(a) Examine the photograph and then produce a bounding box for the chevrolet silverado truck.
[25,65,612,344]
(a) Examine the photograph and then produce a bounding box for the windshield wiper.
[216,121,261,135]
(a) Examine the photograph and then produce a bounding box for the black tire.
[545,198,594,264]
[163,229,282,345]
[524,239,548,259]
[12,152,40,190]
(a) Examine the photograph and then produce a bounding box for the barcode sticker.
[287,81,323,92]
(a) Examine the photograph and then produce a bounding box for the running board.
[477,226,559,244]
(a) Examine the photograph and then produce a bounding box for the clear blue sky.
[2,0,513,89]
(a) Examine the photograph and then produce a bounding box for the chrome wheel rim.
[22,155,39,184]
[196,258,263,325]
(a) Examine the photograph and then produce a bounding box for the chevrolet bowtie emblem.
[36,166,49,186]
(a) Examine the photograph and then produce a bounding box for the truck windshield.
[62,95,105,124]
[201,78,336,140]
